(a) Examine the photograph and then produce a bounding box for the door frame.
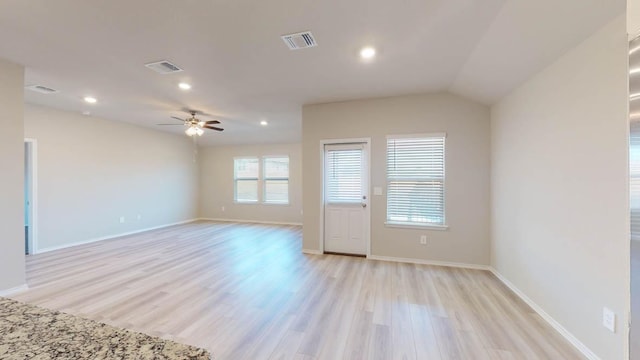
[24,138,38,255]
[318,138,371,256]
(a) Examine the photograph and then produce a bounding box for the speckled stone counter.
[0,297,211,360]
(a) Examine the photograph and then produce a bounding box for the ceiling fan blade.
[204,126,224,131]
[205,120,220,124]
[170,116,185,122]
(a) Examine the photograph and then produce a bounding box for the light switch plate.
[374,187,383,196]
[603,307,615,333]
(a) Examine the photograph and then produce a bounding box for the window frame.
[233,155,290,205]
[262,155,290,205]
[233,157,260,203]
[385,133,448,230]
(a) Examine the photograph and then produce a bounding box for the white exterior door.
[323,143,368,255]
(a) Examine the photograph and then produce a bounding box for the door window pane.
[326,149,362,203]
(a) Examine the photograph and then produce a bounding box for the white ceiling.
[0,0,624,145]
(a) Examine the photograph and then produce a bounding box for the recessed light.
[84,96,97,104]
[178,82,191,90]
[260,120,268,126]
[360,47,376,60]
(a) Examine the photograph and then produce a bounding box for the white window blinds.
[263,156,290,204]
[326,147,363,203]
[386,134,446,226]
[234,158,259,202]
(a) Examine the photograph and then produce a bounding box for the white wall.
[491,17,628,359]
[199,143,302,224]
[302,93,491,265]
[24,104,199,251]
[0,58,26,291]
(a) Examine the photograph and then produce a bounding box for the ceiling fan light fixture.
[162,110,223,136]
[185,125,205,137]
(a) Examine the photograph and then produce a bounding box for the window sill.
[233,201,290,206]
[384,222,449,231]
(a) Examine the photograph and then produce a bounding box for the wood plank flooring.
[11,221,584,359]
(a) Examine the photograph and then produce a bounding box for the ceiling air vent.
[25,84,58,94]
[144,60,184,74]
[281,31,317,50]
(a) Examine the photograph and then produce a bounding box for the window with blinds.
[234,157,259,202]
[386,134,446,227]
[263,156,290,204]
[325,148,363,203]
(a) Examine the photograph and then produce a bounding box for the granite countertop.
[0,297,211,360]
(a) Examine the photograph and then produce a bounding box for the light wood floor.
[11,221,584,359]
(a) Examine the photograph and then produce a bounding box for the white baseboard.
[37,219,199,254]
[489,267,600,360]
[367,254,490,270]
[302,249,323,255]
[0,284,29,297]
[199,218,303,226]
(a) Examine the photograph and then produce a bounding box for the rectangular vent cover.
[144,60,184,74]
[281,31,317,50]
[25,84,58,94]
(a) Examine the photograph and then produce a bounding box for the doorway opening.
[24,138,37,255]
[320,139,371,256]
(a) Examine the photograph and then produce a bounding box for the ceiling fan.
[157,110,223,136]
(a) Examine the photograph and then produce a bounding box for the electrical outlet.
[137,214,142,221]
[221,206,225,212]
[119,216,125,224]
[420,235,427,245]
[603,307,615,333]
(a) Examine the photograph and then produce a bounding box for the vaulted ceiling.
[0,0,624,145]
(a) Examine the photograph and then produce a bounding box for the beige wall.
[199,143,302,224]
[630,0,640,39]
[491,17,628,359]
[302,93,491,265]
[0,58,26,291]
[24,104,199,251]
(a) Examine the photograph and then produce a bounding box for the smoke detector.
[25,84,58,94]
[281,31,317,50]
[144,60,184,74]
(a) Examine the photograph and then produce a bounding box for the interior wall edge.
[35,219,199,254]
[489,268,600,360]
[0,284,29,297]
